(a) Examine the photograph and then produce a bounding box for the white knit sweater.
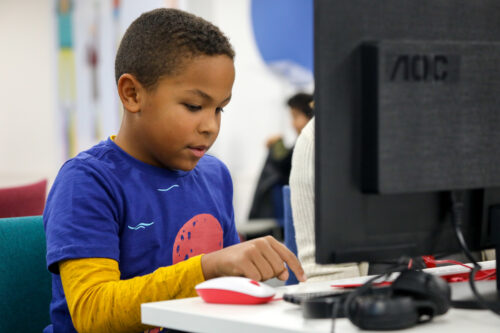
[289,118,368,282]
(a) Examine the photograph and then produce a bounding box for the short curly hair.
[115,8,235,89]
[287,92,314,118]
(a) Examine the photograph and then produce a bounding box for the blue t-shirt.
[43,138,240,333]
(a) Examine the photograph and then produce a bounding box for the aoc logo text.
[388,54,458,82]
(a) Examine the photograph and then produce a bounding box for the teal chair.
[0,216,52,332]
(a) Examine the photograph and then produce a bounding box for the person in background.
[248,92,314,224]
[289,112,368,282]
[43,8,305,333]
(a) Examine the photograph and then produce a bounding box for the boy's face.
[132,55,235,171]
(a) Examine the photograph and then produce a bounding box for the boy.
[44,8,305,333]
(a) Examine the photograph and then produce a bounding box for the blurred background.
[0,0,313,229]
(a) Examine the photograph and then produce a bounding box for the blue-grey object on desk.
[283,185,299,285]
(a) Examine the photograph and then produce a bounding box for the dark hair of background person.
[115,8,235,90]
[287,92,314,118]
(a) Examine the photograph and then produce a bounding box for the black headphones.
[344,269,451,330]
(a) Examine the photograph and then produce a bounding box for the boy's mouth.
[188,145,208,158]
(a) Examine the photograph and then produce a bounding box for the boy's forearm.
[60,256,205,333]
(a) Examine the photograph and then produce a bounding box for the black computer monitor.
[314,0,500,274]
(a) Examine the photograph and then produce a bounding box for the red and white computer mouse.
[195,276,276,304]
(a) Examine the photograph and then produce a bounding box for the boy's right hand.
[200,235,306,282]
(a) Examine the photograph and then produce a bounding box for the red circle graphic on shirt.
[172,213,224,264]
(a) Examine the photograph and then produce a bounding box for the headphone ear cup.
[346,270,452,330]
[392,270,451,315]
[347,294,421,330]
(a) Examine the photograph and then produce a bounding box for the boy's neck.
[114,125,148,166]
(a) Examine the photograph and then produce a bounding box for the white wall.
[0,0,60,187]
[0,0,301,226]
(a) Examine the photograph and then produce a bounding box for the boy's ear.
[117,74,144,113]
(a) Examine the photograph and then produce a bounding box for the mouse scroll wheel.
[250,280,260,286]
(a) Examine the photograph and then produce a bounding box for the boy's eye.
[183,104,202,112]
[216,107,224,113]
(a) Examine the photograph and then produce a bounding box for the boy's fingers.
[241,261,262,281]
[256,238,290,278]
[249,251,275,281]
[278,269,289,281]
[268,238,306,282]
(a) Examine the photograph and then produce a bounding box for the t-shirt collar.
[106,136,191,177]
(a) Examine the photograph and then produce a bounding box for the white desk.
[142,262,500,333]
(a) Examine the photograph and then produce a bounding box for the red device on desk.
[331,259,496,288]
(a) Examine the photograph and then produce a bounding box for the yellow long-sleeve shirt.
[59,255,205,333]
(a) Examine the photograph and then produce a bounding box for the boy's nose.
[198,109,220,136]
